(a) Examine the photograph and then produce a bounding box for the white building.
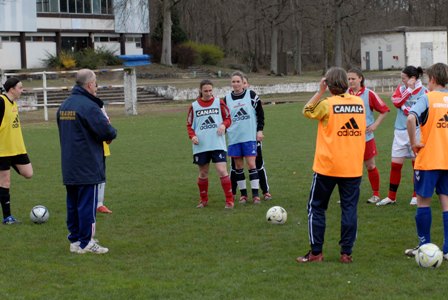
[0,0,150,70]
[360,26,447,71]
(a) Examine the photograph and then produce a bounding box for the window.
[37,0,59,12]
[37,0,113,15]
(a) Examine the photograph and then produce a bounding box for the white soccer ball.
[266,206,287,224]
[30,205,50,224]
[415,243,443,268]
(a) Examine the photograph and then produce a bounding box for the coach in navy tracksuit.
[57,69,117,254]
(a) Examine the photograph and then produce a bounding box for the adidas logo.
[232,108,250,122]
[436,113,448,128]
[337,117,362,136]
[12,116,20,129]
[200,116,218,130]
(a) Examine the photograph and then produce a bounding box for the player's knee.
[22,170,33,179]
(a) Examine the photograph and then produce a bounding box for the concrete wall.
[37,17,114,31]
[406,31,448,67]
[0,41,21,70]
[361,33,405,70]
[26,42,57,68]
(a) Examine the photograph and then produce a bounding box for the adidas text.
[233,115,250,122]
[337,129,362,136]
[200,123,218,130]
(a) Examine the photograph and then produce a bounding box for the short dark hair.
[325,67,348,95]
[426,63,448,87]
[3,77,21,92]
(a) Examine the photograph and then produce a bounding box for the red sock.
[197,177,208,202]
[220,175,234,204]
[368,167,380,197]
[388,162,403,200]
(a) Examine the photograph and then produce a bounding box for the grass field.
[2,100,448,299]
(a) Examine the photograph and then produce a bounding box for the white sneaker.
[376,197,396,206]
[409,197,417,206]
[70,241,81,253]
[444,253,448,261]
[77,241,109,254]
[405,246,419,257]
[367,195,380,204]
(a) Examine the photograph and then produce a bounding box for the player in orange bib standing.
[405,63,448,260]
[297,67,366,264]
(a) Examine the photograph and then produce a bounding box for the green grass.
[2,102,448,299]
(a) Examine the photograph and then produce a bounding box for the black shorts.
[193,150,227,165]
[0,154,31,170]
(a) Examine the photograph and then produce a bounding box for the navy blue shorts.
[414,170,448,198]
[193,150,227,165]
[228,141,257,157]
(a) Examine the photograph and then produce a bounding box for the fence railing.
[1,68,130,121]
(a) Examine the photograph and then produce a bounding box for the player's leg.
[0,156,17,224]
[233,156,248,203]
[243,141,259,203]
[0,169,13,223]
[410,159,417,205]
[230,158,238,197]
[338,176,362,263]
[245,155,260,203]
[228,143,248,203]
[12,153,33,179]
[296,173,335,263]
[256,142,271,200]
[364,139,380,204]
[377,157,404,206]
[66,185,80,251]
[96,182,112,214]
[436,171,448,258]
[76,184,108,254]
[197,163,210,207]
[214,156,234,208]
[377,130,407,206]
[193,152,211,208]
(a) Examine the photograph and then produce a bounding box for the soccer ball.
[415,243,443,268]
[266,206,287,224]
[30,205,50,224]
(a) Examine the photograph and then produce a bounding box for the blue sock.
[443,211,448,254]
[415,207,431,245]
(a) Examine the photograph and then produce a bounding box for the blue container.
[117,54,152,67]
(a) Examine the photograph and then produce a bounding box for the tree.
[158,0,184,66]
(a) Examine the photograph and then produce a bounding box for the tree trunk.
[333,0,343,67]
[160,0,173,66]
[270,23,278,74]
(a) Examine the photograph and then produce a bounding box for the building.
[360,26,447,71]
[0,0,150,70]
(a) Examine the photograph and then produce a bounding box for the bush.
[198,44,224,65]
[173,44,199,69]
[42,47,121,70]
[180,41,224,66]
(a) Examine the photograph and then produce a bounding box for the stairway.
[25,86,170,107]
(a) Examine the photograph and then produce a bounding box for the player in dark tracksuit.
[57,69,117,254]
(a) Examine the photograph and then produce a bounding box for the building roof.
[362,26,447,36]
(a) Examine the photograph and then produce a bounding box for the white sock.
[97,182,106,208]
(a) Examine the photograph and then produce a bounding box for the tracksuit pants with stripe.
[66,184,98,248]
[307,173,362,255]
